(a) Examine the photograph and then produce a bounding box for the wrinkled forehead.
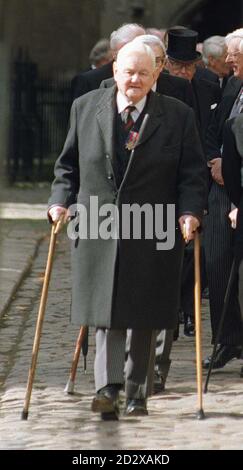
[116,50,155,71]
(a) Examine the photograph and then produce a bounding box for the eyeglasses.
[168,59,196,71]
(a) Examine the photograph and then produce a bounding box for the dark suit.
[206,76,242,160]
[191,77,221,151]
[71,61,113,100]
[204,76,243,345]
[156,73,195,107]
[222,116,242,209]
[195,66,219,83]
[195,67,232,92]
[223,115,243,324]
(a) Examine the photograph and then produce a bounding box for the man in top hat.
[166,28,221,149]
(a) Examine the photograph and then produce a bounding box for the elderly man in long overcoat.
[48,41,207,420]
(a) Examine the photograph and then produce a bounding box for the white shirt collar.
[116,91,147,118]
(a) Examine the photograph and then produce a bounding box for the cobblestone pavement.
[1,225,243,450]
[0,220,47,319]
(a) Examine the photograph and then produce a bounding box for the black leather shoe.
[124,399,148,416]
[202,345,242,370]
[184,316,195,337]
[91,385,120,417]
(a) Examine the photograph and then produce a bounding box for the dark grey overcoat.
[49,86,207,330]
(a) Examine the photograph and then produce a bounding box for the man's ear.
[113,61,118,80]
[208,55,215,67]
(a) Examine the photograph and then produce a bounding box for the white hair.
[202,36,226,65]
[133,34,166,56]
[110,23,145,52]
[225,28,243,54]
[116,41,156,69]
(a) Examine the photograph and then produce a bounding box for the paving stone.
[1,220,243,450]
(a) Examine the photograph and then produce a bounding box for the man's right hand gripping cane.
[179,215,200,243]
[48,206,69,233]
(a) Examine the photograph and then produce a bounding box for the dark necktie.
[121,105,136,132]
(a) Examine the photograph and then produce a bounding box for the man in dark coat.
[223,114,243,316]
[48,41,207,420]
[203,28,243,369]
[222,113,243,376]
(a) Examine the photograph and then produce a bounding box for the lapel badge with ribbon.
[125,130,139,150]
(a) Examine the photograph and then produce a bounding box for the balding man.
[48,41,207,420]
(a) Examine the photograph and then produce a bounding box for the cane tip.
[196,409,205,420]
[64,379,75,394]
[21,410,28,420]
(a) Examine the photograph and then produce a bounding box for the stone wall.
[3,0,101,76]
[100,0,204,36]
[2,1,206,76]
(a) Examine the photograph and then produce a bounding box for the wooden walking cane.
[21,217,64,420]
[64,326,88,394]
[194,230,205,419]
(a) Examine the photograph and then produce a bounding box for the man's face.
[113,51,155,104]
[166,58,197,81]
[226,38,243,79]
[208,48,231,77]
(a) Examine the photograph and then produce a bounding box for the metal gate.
[8,50,71,182]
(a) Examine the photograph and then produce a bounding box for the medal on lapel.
[125,130,139,150]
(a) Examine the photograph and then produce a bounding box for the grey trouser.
[155,329,174,377]
[94,328,155,399]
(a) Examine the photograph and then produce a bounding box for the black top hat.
[167,28,201,63]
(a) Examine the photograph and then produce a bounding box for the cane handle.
[54,214,65,234]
